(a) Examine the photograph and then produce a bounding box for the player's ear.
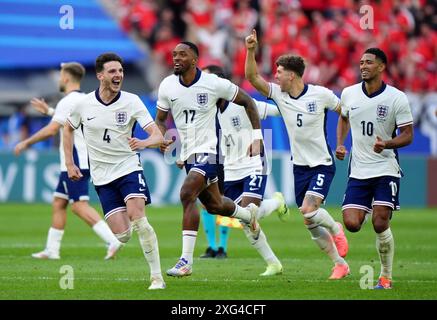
[63,73,71,84]
[96,72,103,81]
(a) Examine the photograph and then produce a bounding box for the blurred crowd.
[2,0,436,153]
[114,0,436,93]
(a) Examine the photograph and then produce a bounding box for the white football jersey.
[157,69,238,161]
[268,83,339,167]
[340,82,413,179]
[218,100,279,181]
[52,91,88,171]
[67,90,154,186]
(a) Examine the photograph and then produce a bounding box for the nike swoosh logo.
[171,98,178,102]
[249,187,259,191]
[144,250,153,254]
[351,107,359,110]
[139,188,146,191]
[313,187,323,190]
[87,117,96,121]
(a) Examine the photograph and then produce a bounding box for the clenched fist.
[335,145,348,160]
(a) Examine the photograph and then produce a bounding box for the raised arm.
[336,114,350,160]
[245,29,270,97]
[14,121,60,156]
[63,122,82,181]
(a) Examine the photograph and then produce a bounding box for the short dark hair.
[275,55,305,77]
[202,65,227,79]
[61,62,85,82]
[364,47,387,65]
[180,41,199,57]
[95,53,123,73]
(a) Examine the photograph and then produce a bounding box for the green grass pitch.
[0,203,436,300]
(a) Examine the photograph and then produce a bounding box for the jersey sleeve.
[52,97,71,125]
[395,92,414,127]
[156,80,170,112]
[66,100,82,129]
[339,89,349,118]
[322,87,340,111]
[267,82,282,101]
[132,95,154,129]
[215,77,239,102]
[255,99,280,119]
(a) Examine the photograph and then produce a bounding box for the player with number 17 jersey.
[156,69,238,162]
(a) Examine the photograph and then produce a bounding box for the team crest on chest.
[376,104,389,121]
[115,111,128,125]
[231,116,242,131]
[307,101,317,113]
[196,93,208,106]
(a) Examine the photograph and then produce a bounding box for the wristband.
[252,129,263,140]
[47,107,55,116]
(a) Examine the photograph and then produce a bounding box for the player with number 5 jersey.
[64,53,166,290]
[336,48,414,289]
[245,29,350,280]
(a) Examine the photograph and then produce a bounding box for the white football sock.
[231,204,251,224]
[307,224,345,265]
[181,230,197,265]
[92,220,121,246]
[132,217,162,277]
[304,208,340,235]
[46,227,64,255]
[258,198,280,220]
[376,228,394,279]
[243,225,281,265]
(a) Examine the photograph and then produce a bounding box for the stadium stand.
[0,0,435,154]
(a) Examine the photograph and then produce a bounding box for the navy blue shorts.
[224,174,267,204]
[217,163,224,194]
[94,170,151,219]
[293,164,336,208]
[342,176,400,212]
[184,153,219,186]
[54,170,90,203]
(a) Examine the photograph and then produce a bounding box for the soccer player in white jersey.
[14,62,122,261]
[336,48,414,289]
[201,65,290,276]
[64,53,166,290]
[245,29,350,279]
[155,42,263,277]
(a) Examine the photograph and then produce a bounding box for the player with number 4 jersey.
[245,29,350,280]
[65,53,166,290]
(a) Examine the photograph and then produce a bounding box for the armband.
[252,129,263,140]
